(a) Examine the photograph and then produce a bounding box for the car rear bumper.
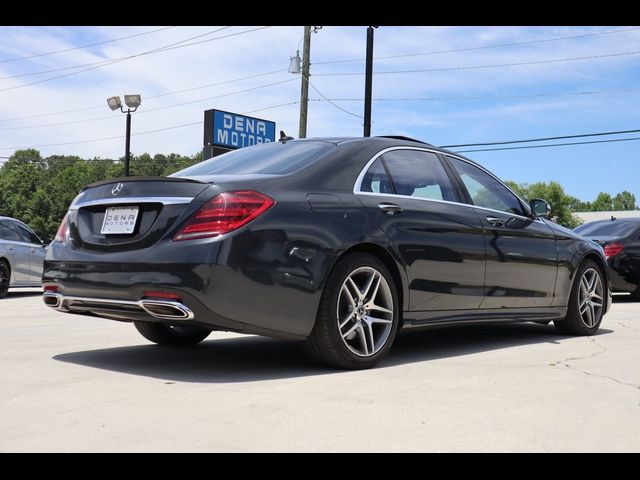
[43,232,332,340]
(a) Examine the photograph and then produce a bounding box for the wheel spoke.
[365,315,392,324]
[580,277,589,297]
[356,325,369,356]
[341,322,359,339]
[586,271,596,291]
[362,321,376,354]
[339,312,355,329]
[584,303,593,327]
[361,271,378,301]
[590,293,602,301]
[591,300,602,308]
[341,285,356,308]
[367,303,393,315]
[580,303,589,315]
[347,277,364,301]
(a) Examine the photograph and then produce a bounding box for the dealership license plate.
[101,206,139,234]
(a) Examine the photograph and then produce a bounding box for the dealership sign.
[204,109,276,150]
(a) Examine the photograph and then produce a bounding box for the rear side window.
[173,141,335,176]
[382,150,456,201]
[360,158,394,194]
[15,223,41,244]
[0,221,21,241]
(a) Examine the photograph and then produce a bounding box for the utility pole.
[363,26,377,137]
[298,26,312,138]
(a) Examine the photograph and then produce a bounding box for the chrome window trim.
[353,145,534,221]
[69,196,193,210]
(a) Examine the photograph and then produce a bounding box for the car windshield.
[574,221,640,237]
[173,141,335,177]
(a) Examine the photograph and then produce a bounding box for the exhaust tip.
[43,293,61,308]
[140,300,193,320]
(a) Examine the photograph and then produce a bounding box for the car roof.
[297,135,479,164]
[581,217,640,225]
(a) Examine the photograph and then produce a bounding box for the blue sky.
[0,25,639,202]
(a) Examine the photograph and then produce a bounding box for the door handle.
[378,203,404,215]
[31,248,36,253]
[7,245,14,251]
[486,216,505,227]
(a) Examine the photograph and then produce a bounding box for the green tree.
[505,180,582,229]
[591,192,614,211]
[612,191,637,210]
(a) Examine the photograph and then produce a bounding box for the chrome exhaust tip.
[139,300,194,320]
[43,292,62,309]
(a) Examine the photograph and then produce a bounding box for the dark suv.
[575,217,640,299]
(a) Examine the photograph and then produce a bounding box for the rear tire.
[0,261,10,299]
[304,252,400,369]
[134,322,211,346]
[554,259,605,335]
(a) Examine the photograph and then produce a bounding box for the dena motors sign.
[204,109,276,150]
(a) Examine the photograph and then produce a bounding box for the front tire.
[554,259,605,335]
[0,261,10,299]
[134,322,212,346]
[304,252,400,369]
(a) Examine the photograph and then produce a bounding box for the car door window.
[447,156,524,216]
[15,223,41,245]
[360,158,395,194]
[367,150,456,201]
[0,221,21,241]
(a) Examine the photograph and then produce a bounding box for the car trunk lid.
[69,177,211,252]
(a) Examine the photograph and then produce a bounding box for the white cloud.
[0,25,639,160]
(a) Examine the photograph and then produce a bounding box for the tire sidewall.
[321,253,400,368]
[0,261,10,299]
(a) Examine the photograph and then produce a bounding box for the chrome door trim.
[353,145,532,220]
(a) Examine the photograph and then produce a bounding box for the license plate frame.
[100,206,139,235]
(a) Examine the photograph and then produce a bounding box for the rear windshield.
[173,141,335,177]
[574,221,640,237]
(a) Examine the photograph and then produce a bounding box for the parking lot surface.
[1,289,639,452]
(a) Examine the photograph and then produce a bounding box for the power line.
[314,26,640,65]
[0,67,288,123]
[0,78,298,131]
[304,74,363,119]
[441,128,640,148]
[306,87,640,102]
[0,26,272,93]
[0,26,177,64]
[454,136,640,153]
[0,27,231,81]
[315,49,640,76]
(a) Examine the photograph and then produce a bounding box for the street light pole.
[363,26,377,137]
[107,94,141,177]
[124,109,132,177]
[298,26,312,139]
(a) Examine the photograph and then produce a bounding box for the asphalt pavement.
[1,289,638,452]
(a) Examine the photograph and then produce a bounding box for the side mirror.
[530,198,551,219]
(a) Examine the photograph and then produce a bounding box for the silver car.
[0,216,46,298]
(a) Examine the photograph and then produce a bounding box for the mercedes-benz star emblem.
[111,183,124,196]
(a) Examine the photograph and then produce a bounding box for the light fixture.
[107,96,122,111]
[106,93,142,177]
[289,50,301,74]
[124,94,142,109]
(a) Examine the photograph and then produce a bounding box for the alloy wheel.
[336,266,394,357]
[578,267,604,328]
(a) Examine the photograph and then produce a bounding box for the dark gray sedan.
[0,216,46,297]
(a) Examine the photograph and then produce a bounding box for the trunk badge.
[111,183,124,195]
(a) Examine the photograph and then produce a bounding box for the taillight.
[54,213,69,243]
[173,190,274,241]
[604,243,624,259]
